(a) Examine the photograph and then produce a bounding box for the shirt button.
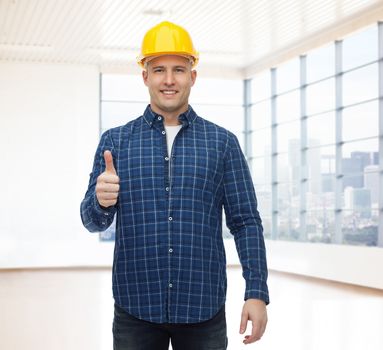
[165,187,169,191]
[168,217,173,221]
[169,283,173,288]
[158,116,162,120]
[165,157,169,161]
[169,248,173,253]
[162,130,166,135]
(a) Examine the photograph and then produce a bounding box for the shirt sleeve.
[80,129,118,233]
[222,132,270,304]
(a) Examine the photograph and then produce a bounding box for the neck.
[150,105,188,126]
[163,115,181,126]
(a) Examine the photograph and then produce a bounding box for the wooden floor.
[1,267,382,350]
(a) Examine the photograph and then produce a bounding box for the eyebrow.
[150,65,188,70]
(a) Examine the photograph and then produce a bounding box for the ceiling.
[1,0,383,77]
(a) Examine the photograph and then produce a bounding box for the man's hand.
[96,150,120,208]
[239,298,268,345]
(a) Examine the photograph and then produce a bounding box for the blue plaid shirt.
[81,105,269,324]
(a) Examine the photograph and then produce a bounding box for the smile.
[161,90,177,95]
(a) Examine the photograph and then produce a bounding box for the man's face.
[142,55,197,118]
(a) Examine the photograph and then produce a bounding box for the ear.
[191,70,197,86]
[142,70,148,86]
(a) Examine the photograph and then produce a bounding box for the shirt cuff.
[93,193,117,216]
[244,281,270,305]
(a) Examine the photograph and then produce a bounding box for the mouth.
[160,90,177,96]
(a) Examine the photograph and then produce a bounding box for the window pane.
[307,112,335,146]
[102,74,147,101]
[256,186,272,238]
[252,156,271,185]
[191,78,243,105]
[277,153,292,183]
[101,102,147,132]
[343,173,379,210]
[343,138,379,159]
[252,100,271,130]
[342,63,378,106]
[342,139,379,183]
[277,121,300,153]
[306,210,335,243]
[251,70,271,102]
[277,182,300,241]
[306,43,335,83]
[342,146,379,191]
[342,100,378,141]
[306,78,335,115]
[276,58,300,93]
[307,181,335,207]
[307,145,336,182]
[342,209,378,246]
[252,128,271,158]
[276,90,300,122]
[364,165,380,206]
[342,25,378,71]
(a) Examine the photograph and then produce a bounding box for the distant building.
[344,187,371,218]
[364,165,379,205]
[342,151,372,189]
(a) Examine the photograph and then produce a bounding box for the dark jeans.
[113,303,228,350]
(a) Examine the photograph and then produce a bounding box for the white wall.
[0,61,114,267]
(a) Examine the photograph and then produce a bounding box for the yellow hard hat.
[137,21,199,68]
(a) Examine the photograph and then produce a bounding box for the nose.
[164,71,175,86]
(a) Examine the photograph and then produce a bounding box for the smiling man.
[81,21,269,350]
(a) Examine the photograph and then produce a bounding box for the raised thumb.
[103,150,116,174]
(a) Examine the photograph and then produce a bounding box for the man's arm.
[222,132,269,344]
[80,130,119,233]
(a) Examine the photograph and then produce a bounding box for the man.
[81,21,269,350]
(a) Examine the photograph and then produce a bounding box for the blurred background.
[1,0,383,349]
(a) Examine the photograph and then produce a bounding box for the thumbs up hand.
[96,150,120,208]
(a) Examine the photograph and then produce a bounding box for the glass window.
[342,63,378,106]
[306,43,335,83]
[191,78,243,105]
[276,58,300,93]
[342,139,379,180]
[342,25,378,71]
[342,138,378,160]
[307,146,336,181]
[342,209,378,246]
[306,78,335,115]
[277,152,296,183]
[255,186,272,238]
[307,112,335,147]
[252,156,271,186]
[252,128,271,158]
[342,100,378,141]
[251,70,271,102]
[276,90,300,123]
[277,120,300,153]
[251,100,271,130]
[277,182,300,241]
[306,210,335,243]
[102,74,148,101]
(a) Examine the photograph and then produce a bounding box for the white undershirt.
[165,125,182,156]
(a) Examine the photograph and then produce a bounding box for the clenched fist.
[96,150,120,208]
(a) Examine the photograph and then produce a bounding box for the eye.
[153,68,164,73]
[175,68,185,73]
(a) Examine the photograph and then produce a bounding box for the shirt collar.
[143,104,197,128]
